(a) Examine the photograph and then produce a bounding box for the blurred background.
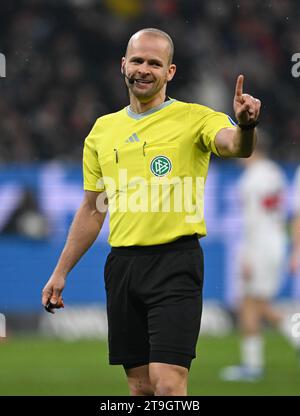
[0,0,300,396]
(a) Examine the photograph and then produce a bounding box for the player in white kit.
[220,133,288,381]
[289,166,300,276]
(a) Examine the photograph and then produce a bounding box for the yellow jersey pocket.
[117,143,146,191]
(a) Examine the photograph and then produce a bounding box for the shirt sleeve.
[82,121,105,192]
[190,104,236,156]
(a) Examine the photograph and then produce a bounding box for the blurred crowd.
[0,0,299,163]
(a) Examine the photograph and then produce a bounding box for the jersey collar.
[126,98,176,120]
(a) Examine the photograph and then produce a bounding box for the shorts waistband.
[111,234,200,256]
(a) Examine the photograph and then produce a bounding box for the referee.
[42,28,261,396]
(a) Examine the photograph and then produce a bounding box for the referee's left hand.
[233,75,261,125]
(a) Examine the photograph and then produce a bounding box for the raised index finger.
[235,74,244,98]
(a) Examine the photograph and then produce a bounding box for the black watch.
[237,120,259,130]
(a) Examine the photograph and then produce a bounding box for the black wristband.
[237,120,259,130]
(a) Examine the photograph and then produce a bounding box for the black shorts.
[104,235,204,370]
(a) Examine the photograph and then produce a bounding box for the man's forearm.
[215,127,257,158]
[231,127,257,157]
[53,200,105,277]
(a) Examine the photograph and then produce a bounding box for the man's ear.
[167,64,176,82]
[121,57,125,75]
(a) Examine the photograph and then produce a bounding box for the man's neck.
[129,91,168,114]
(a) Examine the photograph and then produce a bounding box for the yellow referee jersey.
[83,99,234,246]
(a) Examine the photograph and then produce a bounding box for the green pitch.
[0,332,299,396]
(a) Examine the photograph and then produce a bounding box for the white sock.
[241,335,264,370]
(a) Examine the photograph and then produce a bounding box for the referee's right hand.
[42,274,65,314]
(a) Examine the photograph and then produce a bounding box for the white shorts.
[237,237,286,299]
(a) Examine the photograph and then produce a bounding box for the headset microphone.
[121,67,135,84]
[125,74,135,84]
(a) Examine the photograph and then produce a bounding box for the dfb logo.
[291,313,300,338]
[0,53,6,77]
[291,53,300,78]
